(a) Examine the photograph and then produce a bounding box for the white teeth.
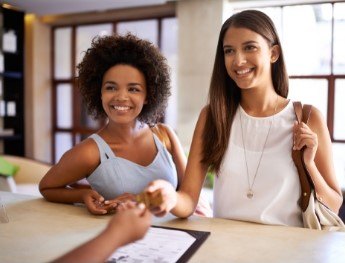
[236,68,251,75]
[112,106,130,111]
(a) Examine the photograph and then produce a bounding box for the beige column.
[176,0,225,150]
[25,15,52,163]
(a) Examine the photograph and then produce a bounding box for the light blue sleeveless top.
[86,133,178,200]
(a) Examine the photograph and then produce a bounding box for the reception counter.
[1,191,345,263]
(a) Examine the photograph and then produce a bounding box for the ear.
[270,45,280,63]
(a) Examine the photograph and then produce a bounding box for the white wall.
[25,15,52,163]
[176,0,225,151]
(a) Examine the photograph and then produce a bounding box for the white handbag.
[292,101,345,231]
[303,189,345,231]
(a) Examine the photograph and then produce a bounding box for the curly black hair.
[77,33,171,124]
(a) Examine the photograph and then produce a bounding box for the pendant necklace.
[239,95,278,199]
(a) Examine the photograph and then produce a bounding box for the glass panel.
[283,4,332,75]
[334,79,345,140]
[288,78,328,120]
[333,3,345,74]
[75,133,91,144]
[80,102,101,129]
[56,84,73,128]
[117,20,158,46]
[55,132,73,162]
[54,27,72,79]
[75,24,112,73]
[161,18,178,128]
[332,143,345,190]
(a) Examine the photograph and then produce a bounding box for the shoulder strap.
[89,134,116,161]
[292,101,313,212]
[293,101,303,123]
[292,101,312,124]
[151,124,172,154]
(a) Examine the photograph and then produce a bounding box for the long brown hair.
[202,10,289,173]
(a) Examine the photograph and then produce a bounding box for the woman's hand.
[82,190,111,215]
[293,121,318,167]
[144,180,177,217]
[104,193,136,212]
[83,191,136,215]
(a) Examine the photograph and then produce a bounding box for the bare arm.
[294,106,343,212]
[52,203,151,263]
[39,139,112,214]
[147,108,209,218]
[161,124,187,187]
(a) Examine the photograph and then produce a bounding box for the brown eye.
[105,85,116,91]
[245,45,256,51]
[224,48,234,55]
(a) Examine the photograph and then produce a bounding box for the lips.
[111,105,131,111]
[235,68,253,75]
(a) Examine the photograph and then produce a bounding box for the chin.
[236,84,252,90]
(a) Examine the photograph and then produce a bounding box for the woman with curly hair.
[39,34,188,215]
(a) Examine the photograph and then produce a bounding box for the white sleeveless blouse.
[213,100,303,227]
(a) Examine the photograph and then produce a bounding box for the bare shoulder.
[57,137,100,175]
[154,123,176,152]
[155,123,175,138]
[195,105,209,132]
[308,105,328,135]
[199,105,209,120]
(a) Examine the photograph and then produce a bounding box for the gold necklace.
[239,95,279,199]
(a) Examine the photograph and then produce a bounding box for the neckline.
[238,99,291,120]
[115,134,161,168]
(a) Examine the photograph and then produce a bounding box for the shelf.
[0,71,23,79]
[0,6,25,157]
[0,134,22,140]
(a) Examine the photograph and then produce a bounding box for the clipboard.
[107,225,210,263]
[152,225,210,263]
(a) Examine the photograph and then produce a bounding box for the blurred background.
[0,0,344,193]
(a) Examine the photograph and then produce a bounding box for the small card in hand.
[136,192,163,208]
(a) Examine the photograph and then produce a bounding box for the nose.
[115,89,129,101]
[233,51,247,66]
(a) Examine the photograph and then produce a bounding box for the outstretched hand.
[52,202,151,263]
[144,179,177,217]
[107,202,152,246]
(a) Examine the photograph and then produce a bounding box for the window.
[52,16,177,163]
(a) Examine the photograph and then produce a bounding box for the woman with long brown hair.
[146,10,342,226]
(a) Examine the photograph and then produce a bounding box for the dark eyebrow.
[223,40,258,49]
[128,83,143,87]
[103,81,116,85]
[242,40,258,45]
[102,81,142,87]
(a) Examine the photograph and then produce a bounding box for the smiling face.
[223,26,279,91]
[101,64,147,125]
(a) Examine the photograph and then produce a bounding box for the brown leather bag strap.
[151,123,172,154]
[302,104,312,124]
[292,101,313,212]
[293,101,303,123]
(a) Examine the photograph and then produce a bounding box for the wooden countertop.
[1,191,345,263]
